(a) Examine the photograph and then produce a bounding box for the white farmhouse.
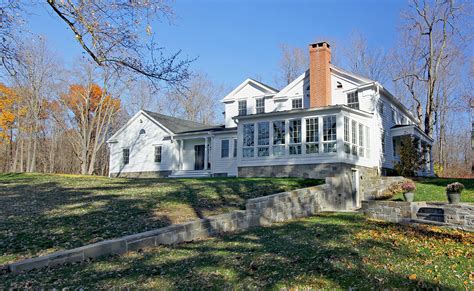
[107,42,433,205]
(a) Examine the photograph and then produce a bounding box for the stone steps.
[416,207,445,223]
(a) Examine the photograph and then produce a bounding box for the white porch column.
[204,137,208,170]
[179,140,183,170]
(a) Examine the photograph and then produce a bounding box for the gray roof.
[143,110,220,134]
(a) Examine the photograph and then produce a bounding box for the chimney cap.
[309,41,330,49]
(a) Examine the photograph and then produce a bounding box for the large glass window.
[257,122,270,157]
[242,124,254,158]
[273,120,286,156]
[238,100,247,116]
[358,124,365,157]
[351,120,358,156]
[221,140,229,158]
[256,98,265,114]
[154,146,162,163]
[347,91,359,109]
[305,117,319,154]
[344,116,350,154]
[292,98,303,109]
[323,115,337,153]
[365,125,370,158]
[123,148,130,165]
[289,119,301,155]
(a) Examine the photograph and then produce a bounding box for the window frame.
[221,139,230,158]
[257,122,270,157]
[347,91,359,109]
[256,98,265,114]
[122,148,130,165]
[272,120,286,156]
[322,115,337,153]
[238,100,247,116]
[305,117,319,154]
[289,119,302,155]
[154,145,162,163]
[291,98,303,109]
[242,123,255,158]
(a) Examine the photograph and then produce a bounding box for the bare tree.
[275,44,308,88]
[164,73,223,125]
[394,0,470,137]
[344,33,389,84]
[45,0,193,89]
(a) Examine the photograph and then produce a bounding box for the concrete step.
[416,207,445,222]
[169,170,211,178]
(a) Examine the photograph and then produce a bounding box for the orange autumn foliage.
[0,84,18,141]
[61,83,120,123]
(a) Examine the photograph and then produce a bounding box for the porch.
[170,134,212,178]
[391,125,434,176]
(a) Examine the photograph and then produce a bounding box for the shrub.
[400,181,416,193]
[446,182,464,193]
[394,136,425,177]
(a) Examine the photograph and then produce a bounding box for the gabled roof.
[221,78,279,102]
[142,110,219,134]
[274,70,309,99]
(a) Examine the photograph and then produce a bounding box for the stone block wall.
[361,200,417,223]
[362,176,407,200]
[7,185,328,274]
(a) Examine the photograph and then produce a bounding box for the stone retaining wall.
[362,176,407,200]
[362,200,474,230]
[7,185,327,274]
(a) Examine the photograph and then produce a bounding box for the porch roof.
[391,124,434,144]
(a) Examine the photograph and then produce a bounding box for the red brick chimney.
[309,42,332,108]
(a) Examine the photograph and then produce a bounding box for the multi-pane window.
[257,122,270,157]
[289,119,302,155]
[305,117,319,154]
[154,146,162,163]
[242,124,254,158]
[123,148,130,165]
[238,100,247,116]
[273,120,285,156]
[322,115,337,153]
[221,140,229,158]
[358,124,365,157]
[347,91,359,109]
[292,98,303,109]
[351,120,358,156]
[344,116,350,154]
[256,98,265,114]
[233,139,237,157]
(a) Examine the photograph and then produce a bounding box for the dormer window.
[238,100,247,116]
[256,98,265,114]
[292,98,303,109]
[347,91,359,109]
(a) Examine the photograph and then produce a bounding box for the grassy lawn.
[1,213,472,289]
[393,177,474,203]
[0,173,321,265]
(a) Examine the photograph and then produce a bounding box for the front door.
[351,169,360,208]
[194,145,205,170]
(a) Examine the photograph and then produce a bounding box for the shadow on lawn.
[412,177,474,190]
[1,214,453,288]
[0,176,321,264]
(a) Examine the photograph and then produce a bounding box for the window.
[358,124,365,157]
[305,117,319,154]
[233,139,237,157]
[154,146,162,163]
[256,98,265,114]
[238,100,247,116]
[242,124,254,158]
[221,140,229,158]
[351,120,358,156]
[344,116,350,154]
[257,122,270,157]
[292,98,303,109]
[347,91,359,109]
[323,115,337,153]
[273,120,286,156]
[289,119,302,155]
[378,101,384,115]
[392,109,396,123]
[123,148,130,165]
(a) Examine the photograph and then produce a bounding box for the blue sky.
[27,0,406,90]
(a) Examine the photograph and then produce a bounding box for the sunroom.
[234,105,375,169]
